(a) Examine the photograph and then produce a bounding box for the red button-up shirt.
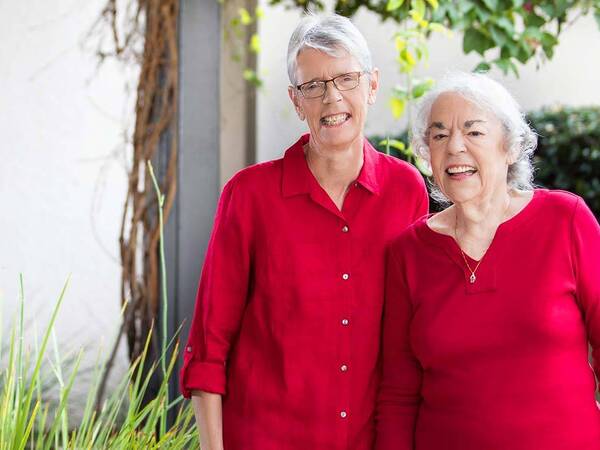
[181,134,428,450]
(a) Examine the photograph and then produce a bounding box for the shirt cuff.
[180,358,227,398]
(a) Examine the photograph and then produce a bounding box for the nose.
[322,80,342,103]
[447,131,466,155]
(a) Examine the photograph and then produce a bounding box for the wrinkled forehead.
[428,91,498,126]
[295,47,361,82]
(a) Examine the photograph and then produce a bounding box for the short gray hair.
[412,71,538,204]
[287,13,372,86]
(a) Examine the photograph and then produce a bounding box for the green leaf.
[495,17,515,34]
[516,41,532,63]
[595,9,600,30]
[412,0,426,18]
[392,84,409,97]
[243,69,263,87]
[493,58,519,77]
[540,32,558,48]
[523,26,543,40]
[474,61,491,72]
[524,13,545,28]
[412,78,434,98]
[387,0,405,12]
[399,48,417,70]
[481,0,498,12]
[395,36,407,51]
[428,22,452,37]
[539,3,555,18]
[425,0,439,9]
[474,6,491,21]
[389,97,406,119]
[380,138,406,152]
[499,40,518,60]
[249,34,261,53]
[238,8,252,25]
[489,25,508,47]
[463,28,495,55]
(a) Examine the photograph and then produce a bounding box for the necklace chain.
[454,196,512,284]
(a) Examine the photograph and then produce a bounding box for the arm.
[180,175,252,431]
[191,391,224,450]
[375,246,423,450]
[570,198,600,378]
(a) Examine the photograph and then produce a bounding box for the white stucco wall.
[256,2,600,162]
[0,1,132,409]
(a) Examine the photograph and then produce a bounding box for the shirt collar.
[282,133,382,198]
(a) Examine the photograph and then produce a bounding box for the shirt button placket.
[338,218,352,437]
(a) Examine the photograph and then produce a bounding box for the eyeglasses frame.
[295,71,369,99]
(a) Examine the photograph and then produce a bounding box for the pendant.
[469,273,476,284]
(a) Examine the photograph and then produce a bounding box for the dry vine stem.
[92,0,179,409]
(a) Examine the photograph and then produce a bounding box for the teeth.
[321,113,349,126]
[447,165,476,174]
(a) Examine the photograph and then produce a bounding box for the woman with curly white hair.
[376,71,600,450]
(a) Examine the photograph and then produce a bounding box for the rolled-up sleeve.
[375,246,423,450]
[180,175,252,398]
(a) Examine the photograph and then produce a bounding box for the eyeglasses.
[296,71,367,99]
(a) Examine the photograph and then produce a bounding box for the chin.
[318,126,361,149]
[442,188,480,205]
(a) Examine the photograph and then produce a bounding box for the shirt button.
[186,346,192,353]
[340,364,348,372]
[342,225,349,233]
[341,319,349,326]
[342,273,349,280]
[340,411,348,418]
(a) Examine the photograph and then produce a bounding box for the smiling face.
[288,47,379,152]
[427,92,514,205]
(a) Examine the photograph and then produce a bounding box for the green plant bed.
[1,162,199,449]
[369,106,600,218]
[0,276,198,449]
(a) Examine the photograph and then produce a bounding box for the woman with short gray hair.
[376,71,600,449]
[180,13,428,450]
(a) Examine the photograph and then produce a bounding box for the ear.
[288,85,305,121]
[367,68,380,105]
[506,146,518,165]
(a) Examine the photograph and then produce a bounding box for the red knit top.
[376,189,600,450]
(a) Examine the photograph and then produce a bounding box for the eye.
[432,133,447,141]
[304,82,320,92]
[468,131,483,137]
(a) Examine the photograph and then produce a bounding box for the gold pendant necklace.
[454,196,512,284]
[459,250,483,284]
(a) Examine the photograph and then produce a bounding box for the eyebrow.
[304,71,358,84]
[427,119,487,130]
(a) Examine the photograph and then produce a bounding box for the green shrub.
[529,106,600,218]
[370,106,600,218]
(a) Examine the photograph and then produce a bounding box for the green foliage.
[369,106,600,218]
[0,163,199,448]
[225,5,264,87]
[269,0,600,76]
[0,277,198,449]
[529,106,600,217]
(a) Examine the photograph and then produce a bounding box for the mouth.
[320,113,351,127]
[446,165,478,179]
